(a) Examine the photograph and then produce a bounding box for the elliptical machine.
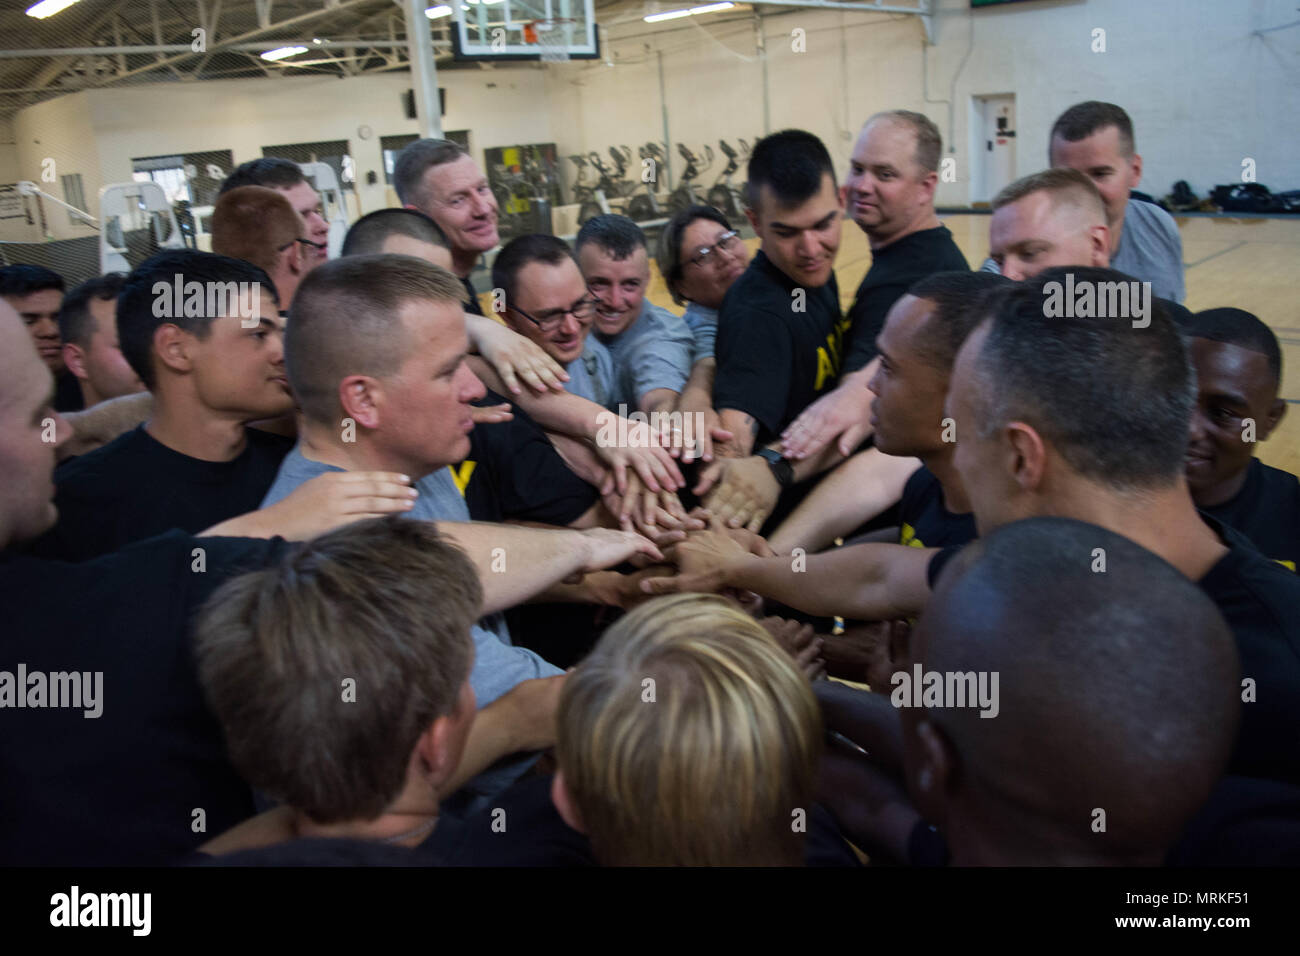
[668,143,713,213]
[627,142,668,222]
[707,138,750,219]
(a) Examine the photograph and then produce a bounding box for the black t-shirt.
[843,225,969,372]
[1202,458,1300,574]
[54,370,84,413]
[926,515,1300,784]
[0,531,289,865]
[445,774,861,866]
[1197,515,1300,783]
[713,249,850,445]
[897,465,977,550]
[461,274,484,316]
[1168,774,1300,866]
[27,424,293,562]
[452,392,598,527]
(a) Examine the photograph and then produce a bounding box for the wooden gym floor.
[637,214,1300,477]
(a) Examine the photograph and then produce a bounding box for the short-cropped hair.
[492,233,577,310]
[745,129,836,214]
[575,214,647,262]
[557,593,822,866]
[865,109,942,175]
[1050,101,1136,159]
[211,186,303,275]
[195,516,480,824]
[218,157,307,195]
[118,249,277,389]
[1187,307,1282,389]
[970,266,1195,489]
[0,263,64,298]
[58,273,126,347]
[656,205,733,305]
[392,138,470,209]
[907,270,1012,372]
[342,208,449,257]
[992,168,1106,225]
[287,253,466,425]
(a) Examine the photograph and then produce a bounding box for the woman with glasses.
[656,205,750,461]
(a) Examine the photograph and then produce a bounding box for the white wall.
[7,0,1298,218]
[11,92,100,239]
[0,118,20,184]
[548,0,1300,205]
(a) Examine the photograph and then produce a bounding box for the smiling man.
[575,215,694,418]
[1048,101,1184,302]
[1184,307,1298,572]
[394,139,500,315]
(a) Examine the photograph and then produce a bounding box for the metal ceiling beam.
[66,0,382,89]
[0,40,431,59]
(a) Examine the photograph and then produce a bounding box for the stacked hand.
[470,316,570,396]
[693,454,780,532]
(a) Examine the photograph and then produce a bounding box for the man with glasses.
[211,185,319,311]
[394,139,500,315]
[219,158,331,267]
[493,233,616,407]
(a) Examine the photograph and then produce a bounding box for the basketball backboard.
[450,0,599,61]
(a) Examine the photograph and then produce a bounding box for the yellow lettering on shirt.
[899,523,926,548]
[1278,558,1296,572]
[812,316,852,391]
[449,461,475,497]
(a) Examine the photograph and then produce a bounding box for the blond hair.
[557,594,822,866]
[991,167,1106,225]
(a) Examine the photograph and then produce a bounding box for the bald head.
[906,517,1239,864]
[0,300,70,550]
[989,168,1109,280]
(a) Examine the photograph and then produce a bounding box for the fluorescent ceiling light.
[260,46,310,62]
[644,9,691,22]
[690,2,735,12]
[25,0,81,19]
[425,5,453,18]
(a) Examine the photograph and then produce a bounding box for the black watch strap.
[757,448,794,488]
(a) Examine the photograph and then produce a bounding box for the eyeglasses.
[514,293,600,333]
[688,230,741,269]
[278,237,327,253]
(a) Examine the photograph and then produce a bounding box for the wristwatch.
[756,447,795,488]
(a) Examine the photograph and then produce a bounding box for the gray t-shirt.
[979,198,1185,302]
[563,336,616,408]
[597,299,694,411]
[683,301,719,365]
[261,445,563,710]
[1112,198,1185,303]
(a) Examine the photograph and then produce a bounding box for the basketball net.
[528,19,573,63]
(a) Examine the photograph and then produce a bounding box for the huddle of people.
[0,98,1296,867]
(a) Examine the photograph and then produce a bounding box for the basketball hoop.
[526,18,576,63]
